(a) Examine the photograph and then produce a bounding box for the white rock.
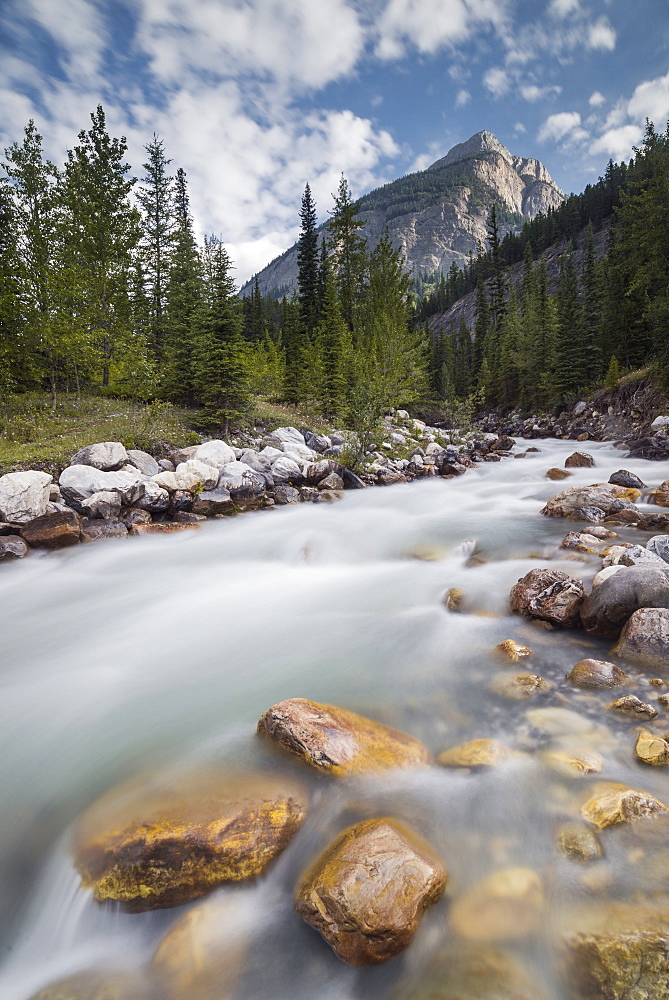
[152,467,209,492]
[70,441,128,471]
[238,449,267,472]
[173,444,200,464]
[194,439,236,468]
[650,415,669,431]
[412,419,426,430]
[175,459,219,491]
[59,465,143,504]
[81,491,122,519]
[0,471,52,524]
[126,449,160,476]
[573,401,587,416]
[618,544,667,567]
[592,565,624,588]
[265,426,305,448]
[270,456,303,482]
[281,442,318,462]
[259,446,284,462]
[425,442,443,456]
[390,432,406,445]
[396,409,409,420]
[217,461,265,493]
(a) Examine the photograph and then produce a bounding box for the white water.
[1,438,668,999]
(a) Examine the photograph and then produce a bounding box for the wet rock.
[557,822,603,862]
[540,483,631,519]
[612,607,669,670]
[73,769,307,911]
[450,867,544,942]
[491,435,516,451]
[168,490,193,513]
[438,738,513,768]
[581,781,669,828]
[129,522,198,535]
[272,483,300,504]
[81,490,122,520]
[0,534,29,561]
[20,510,81,549]
[489,672,553,701]
[648,479,669,507]
[70,441,128,471]
[510,568,584,627]
[565,452,595,468]
[647,534,669,564]
[440,460,467,476]
[546,468,572,480]
[580,565,669,638]
[257,698,431,775]
[191,487,234,516]
[559,531,597,553]
[609,694,658,720]
[81,518,128,542]
[193,439,236,469]
[543,747,603,776]
[315,488,344,503]
[394,946,548,1000]
[635,730,669,766]
[0,470,52,524]
[377,468,408,484]
[495,639,532,662]
[566,658,627,688]
[609,469,646,489]
[561,900,669,1000]
[592,565,623,588]
[27,968,159,1000]
[294,818,445,966]
[444,587,463,611]
[638,511,669,531]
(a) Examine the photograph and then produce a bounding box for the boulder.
[294,818,445,966]
[318,472,345,491]
[638,512,669,530]
[608,695,658,720]
[509,568,584,627]
[489,672,553,701]
[151,466,209,493]
[438,739,513,769]
[540,483,630,518]
[495,639,532,662]
[73,769,307,911]
[0,535,29,561]
[546,468,572,480]
[304,459,340,485]
[580,781,669,828]
[174,460,219,491]
[216,461,265,496]
[543,747,603,776]
[580,565,669,638]
[609,469,646,489]
[281,441,318,462]
[648,480,669,507]
[270,456,303,483]
[592,565,623,588]
[618,544,666,567]
[257,698,431,776]
[647,535,669,564]
[566,659,627,688]
[126,449,160,477]
[556,823,603,862]
[565,451,595,468]
[612,607,669,670]
[491,435,516,451]
[193,439,236,469]
[20,510,81,549]
[636,731,669,766]
[303,430,331,452]
[191,487,234,517]
[27,968,159,1000]
[119,508,151,528]
[135,481,170,513]
[70,441,128,471]
[450,867,544,942]
[0,470,52,524]
[81,518,128,542]
[562,900,669,1000]
[60,465,143,507]
[265,426,305,448]
[81,490,122,520]
[272,484,300,505]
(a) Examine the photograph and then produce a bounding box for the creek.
[1,437,667,999]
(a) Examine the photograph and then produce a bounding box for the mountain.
[242,130,565,298]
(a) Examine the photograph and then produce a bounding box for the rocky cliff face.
[243,130,564,298]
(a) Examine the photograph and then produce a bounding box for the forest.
[1,108,667,445]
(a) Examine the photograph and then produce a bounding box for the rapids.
[1,437,668,999]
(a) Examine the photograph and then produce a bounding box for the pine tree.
[486,204,507,330]
[296,183,320,333]
[163,167,202,403]
[0,180,24,390]
[327,175,367,332]
[472,279,489,373]
[553,248,587,399]
[307,260,350,416]
[137,134,175,359]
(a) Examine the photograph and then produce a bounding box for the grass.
[0,393,198,474]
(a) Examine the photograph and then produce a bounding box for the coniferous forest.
[1,107,668,442]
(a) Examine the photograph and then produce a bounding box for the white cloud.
[520,84,562,102]
[455,88,471,108]
[589,124,644,160]
[585,69,669,167]
[513,122,527,134]
[538,110,585,143]
[548,0,580,17]
[589,91,605,107]
[587,17,616,51]
[375,0,510,60]
[483,66,510,97]
[628,69,669,125]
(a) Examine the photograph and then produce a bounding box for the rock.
[509,568,584,627]
[130,522,198,535]
[193,439,236,469]
[491,435,516,451]
[304,459,340,484]
[0,470,52,524]
[648,480,669,507]
[172,445,200,465]
[612,607,669,669]
[20,510,81,549]
[565,452,595,468]
[618,544,667,567]
[257,698,431,775]
[303,430,331,452]
[609,469,646,489]
[489,672,553,701]
[546,467,572,480]
[559,530,596,553]
[216,461,265,498]
[126,449,160,477]
[542,747,603,776]
[495,639,532,661]
[580,781,669,828]
[60,465,143,507]
[395,947,548,1000]
[265,426,305,448]
[609,694,658,719]
[440,460,467,476]
[81,490,122,520]
[70,441,128,471]
[191,487,234,516]
[580,565,669,638]
[81,518,128,542]
[377,468,408,484]
[638,512,669,530]
[73,769,307,911]
[172,511,207,524]
[294,818,445,966]
[450,867,544,942]
[566,659,627,688]
[557,823,603,862]
[540,483,630,518]
[592,565,623,587]
[27,968,159,1000]
[270,456,303,483]
[175,460,219,490]
[282,441,318,463]
[318,472,345,491]
[562,900,669,1000]
[157,458,175,472]
[135,481,170,513]
[119,508,152,528]
[635,730,669,766]
[272,484,300,504]
[438,738,513,768]
[444,587,464,611]
[647,534,669,564]
[0,535,29,561]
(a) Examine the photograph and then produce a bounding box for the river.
[1,437,667,999]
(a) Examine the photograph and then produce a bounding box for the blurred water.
[1,439,668,999]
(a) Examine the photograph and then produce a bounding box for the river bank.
[1,437,669,999]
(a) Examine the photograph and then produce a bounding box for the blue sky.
[1,0,667,284]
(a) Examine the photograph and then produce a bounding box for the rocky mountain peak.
[428,130,513,171]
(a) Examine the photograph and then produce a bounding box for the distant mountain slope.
[242,130,564,298]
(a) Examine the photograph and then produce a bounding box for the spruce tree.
[163,167,202,403]
[296,183,320,333]
[486,204,507,330]
[553,248,586,398]
[137,134,175,359]
[307,259,350,416]
[327,175,367,332]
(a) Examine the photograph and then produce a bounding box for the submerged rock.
[438,738,514,769]
[556,822,603,862]
[566,658,627,688]
[546,467,572,481]
[27,968,159,1000]
[495,639,532,661]
[489,672,553,701]
[294,818,445,966]
[257,698,431,775]
[393,946,549,1000]
[580,781,669,828]
[450,867,544,942]
[612,607,669,670]
[73,769,307,911]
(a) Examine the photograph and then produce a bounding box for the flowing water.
[1,438,668,999]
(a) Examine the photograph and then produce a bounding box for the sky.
[1,0,668,286]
